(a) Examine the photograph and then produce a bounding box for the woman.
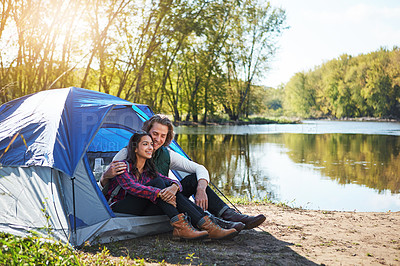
[105,131,238,240]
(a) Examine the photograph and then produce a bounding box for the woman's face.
[135,135,154,159]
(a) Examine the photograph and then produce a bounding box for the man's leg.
[180,173,266,229]
[180,173,228,216]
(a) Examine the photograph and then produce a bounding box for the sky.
[263,0,400,88]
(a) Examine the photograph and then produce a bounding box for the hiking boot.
[207,213,245,232]
[199,216,238,240]
[171,213,209,240]
[221,208,266,229]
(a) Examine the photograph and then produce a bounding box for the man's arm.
[98,148,129,190]
[168,149,210,182]
[168,149,210,210]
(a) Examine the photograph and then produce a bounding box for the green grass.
[0,232,80,265]
[222,194,296,208]
[0,232,137,265]
[222,195,272,205]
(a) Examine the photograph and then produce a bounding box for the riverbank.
[173,117,300,126]
[80,203,400,265]
[312,116,399,122]
[172,116,400,127]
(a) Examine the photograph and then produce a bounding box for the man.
[99,114,266,230]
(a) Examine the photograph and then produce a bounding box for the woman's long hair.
[126,131,158,179]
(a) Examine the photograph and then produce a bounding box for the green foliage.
[0,0,286,123]
[0,232,80,265]
[0,233,147,265]
[284,47,400,119]
[284,72,316,117]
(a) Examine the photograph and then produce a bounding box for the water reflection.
[176,135,270,200]
[281,134,400,194]
[175,133,400,211]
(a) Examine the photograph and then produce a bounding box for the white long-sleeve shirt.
[113,147,210,183]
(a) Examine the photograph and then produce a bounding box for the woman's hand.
[159,191,176,207]
[159,184,179,207]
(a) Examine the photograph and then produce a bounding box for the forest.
[0,0,286,122]
[283,47,400,119]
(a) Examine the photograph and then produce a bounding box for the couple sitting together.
[98,114,266,240]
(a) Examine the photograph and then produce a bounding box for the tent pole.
[209,181,242,214]
[71,177,77,234]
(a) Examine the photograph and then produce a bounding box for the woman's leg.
[175,192,206,226]
[148,178,209,240]
[111,193,164,215]
[112,176,178,217]
[174,192,238,240]
[144,177,180,219]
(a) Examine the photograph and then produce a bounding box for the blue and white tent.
[0,87,187,246]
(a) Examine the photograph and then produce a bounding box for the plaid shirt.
[106,161,182,205]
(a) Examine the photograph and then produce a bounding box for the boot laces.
[207,217,222,230]
[182,215,197,232]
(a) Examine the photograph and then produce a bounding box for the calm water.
[174,120,400,212]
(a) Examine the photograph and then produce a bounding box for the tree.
[284,72,315,117]
[283,47,400,119]
[222,1,286,120]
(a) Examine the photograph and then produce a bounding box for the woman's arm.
[158,173,183,192]
[157,173,181,207]
[116,168,161,203]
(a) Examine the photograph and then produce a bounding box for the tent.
[0,87,187,246]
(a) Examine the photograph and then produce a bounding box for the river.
[174,120,400,212]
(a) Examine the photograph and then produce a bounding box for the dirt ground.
[82,203,400,265]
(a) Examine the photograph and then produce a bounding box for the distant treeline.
[284,47,400,119]
[0,0,286,122]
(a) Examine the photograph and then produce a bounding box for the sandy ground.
[247,203,400,265]
[84,203,400,265]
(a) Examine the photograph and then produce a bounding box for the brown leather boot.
[170,213,209,240]
[199,216,238,240]
[207,213,245,232]
[221,208,266,229]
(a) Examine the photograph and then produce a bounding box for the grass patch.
[0,232,142,265]
[222,195,273,205]
[0,232,79,265]
[220,194,299,209]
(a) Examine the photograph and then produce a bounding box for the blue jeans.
[180,173,229,217]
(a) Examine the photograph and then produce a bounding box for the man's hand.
[195,179,208,211]
[100,161,127,187]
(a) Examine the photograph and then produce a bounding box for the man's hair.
[142,114,174,146]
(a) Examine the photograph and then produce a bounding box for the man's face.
[148,122,169,151]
